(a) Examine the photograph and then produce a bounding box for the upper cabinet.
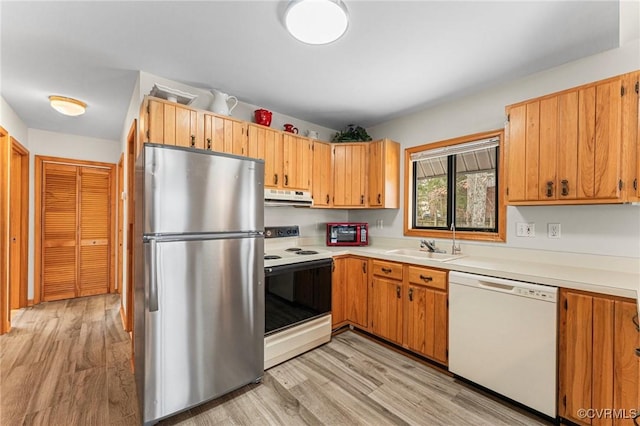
[505,72,640,205]
[622,71,640,202]
[333,143,367,207]
[247,124,282,189]
[368,139,400,208]
[282,133,312,191]
[203,113,248,156]
[312,141,333,207]
[144,98,202,149]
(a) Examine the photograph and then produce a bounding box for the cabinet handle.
[634,178,638,191]
[633,314,640,332]
[419,274,433,282]
[381,267,392,274]
[396,285,401,299]
[360,195,364,204]
[362,262,367,274]
[285,175,289,186]
[561,180,569,196]
[206,138,212,150]
[546,181,553,198]
[408,287,413,302]
[326,194,330,204]
[190,135,196,148]
[332,261,335,273]
[274,174,278,185]
[377,193,381,204]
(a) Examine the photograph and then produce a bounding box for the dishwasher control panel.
[514,287,556,301]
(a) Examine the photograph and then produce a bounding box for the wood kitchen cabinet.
[143,97,202,148]
[622,71,640,202]
[311,141,333,207]
[368,139,400,208]
[403,266,448,365]
[331,256,368,329]
[282,133,312,191]
[203,113,248,156]
[506,75,625,204]
[247,124,282,189]
[333,143,367,207]
[558,289,639,426]
[369,259,403,345]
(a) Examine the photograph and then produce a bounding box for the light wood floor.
[1,294,551,426]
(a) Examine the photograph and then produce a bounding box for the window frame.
[404,129,506,242]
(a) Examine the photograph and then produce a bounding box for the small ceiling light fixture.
[49,95,87,116]
[285,0,349,45]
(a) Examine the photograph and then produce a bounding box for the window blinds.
[410,137,499,162]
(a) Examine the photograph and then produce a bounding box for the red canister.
[254,109,272,127]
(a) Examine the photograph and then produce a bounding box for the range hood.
[264,188,313,207]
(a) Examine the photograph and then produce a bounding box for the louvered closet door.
[78,167,111,297]
[41,163,112,301]
[42,163,78,301]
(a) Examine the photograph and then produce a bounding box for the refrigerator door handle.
[149,239,159,312]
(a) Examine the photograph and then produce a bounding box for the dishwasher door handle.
[478,280,516,293]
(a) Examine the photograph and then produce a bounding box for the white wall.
[139,72,338,141]
[265,207,348,238]
[351,37,640,258]
[26,129,121,298]
[0,96,28,145]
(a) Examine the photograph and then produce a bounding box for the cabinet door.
[557,91,579,199]
[538,97,558,200]
[621,71,639,202]
[147,99,200,148]
[405,284,448,364]
[559,290,594,425]
[333,143,367,207]
[312,141,333,206]
[247,124,282,189]
[613,300,640,426]
[331,257,347,328]
[204,114,248,156]
[578,79,623,200]
[368,139,400,208]
[370,276,402,344]
[505,104,529,202]
[345,257,368,328]
[282,134,312,190]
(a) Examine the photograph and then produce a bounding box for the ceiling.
[1,1,620,142]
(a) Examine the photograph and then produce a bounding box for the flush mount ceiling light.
[49,95,86,116]
[285,0,349,45]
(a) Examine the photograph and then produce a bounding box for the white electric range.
[263,226,333,369]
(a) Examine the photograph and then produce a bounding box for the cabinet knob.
[206,138,212,150]
[561,180,569,196]
[408,287,414,302]
[190,135,196,148]
[546,181,554,198]
[419,274,433,282]
[360,195,364,205]
[396,285,401,299]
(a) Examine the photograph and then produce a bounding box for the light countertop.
[298,243,640,303]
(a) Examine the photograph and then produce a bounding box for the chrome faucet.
[420,239,446,253]
[451,224,461,255]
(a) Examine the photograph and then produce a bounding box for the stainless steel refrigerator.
[134,144,265,425]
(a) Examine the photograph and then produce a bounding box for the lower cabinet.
[404,266,448,364]
[559,289,639,426]
[332,256,368,329]
[370,260,404,345]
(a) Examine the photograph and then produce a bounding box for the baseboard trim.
[119,305,128,331]
[27,299,34,307]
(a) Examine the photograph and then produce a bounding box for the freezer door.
[142,144,264,235]
[141,236,264,424]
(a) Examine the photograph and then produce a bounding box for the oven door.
[265,258,332,335]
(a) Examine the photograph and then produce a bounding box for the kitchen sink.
[385,248,465,262]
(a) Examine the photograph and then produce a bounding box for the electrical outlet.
[516,222,535,237]
[376,219,383,229]
[548,223,561,238]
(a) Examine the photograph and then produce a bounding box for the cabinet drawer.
[371,260,403,280]
[407,266,447,291]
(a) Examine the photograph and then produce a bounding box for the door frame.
[117,153,124,298]
[125,120,136,332]
[34,155,116,304]
[9,137,29,310]
[0,126,9,334]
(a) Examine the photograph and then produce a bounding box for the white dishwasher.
[448,271,558,418]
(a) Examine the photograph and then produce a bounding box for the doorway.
[9,138,29,310]
[34,156,116,303]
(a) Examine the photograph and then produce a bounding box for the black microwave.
[326,222,369,246]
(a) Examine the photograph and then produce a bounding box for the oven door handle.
[265,258,333,276]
